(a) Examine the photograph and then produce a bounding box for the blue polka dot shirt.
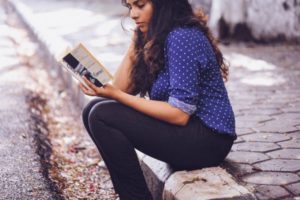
[149,27,236,138]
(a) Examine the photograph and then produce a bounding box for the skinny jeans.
[82,97,234,200]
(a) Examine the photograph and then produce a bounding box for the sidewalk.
[4,0,300,199]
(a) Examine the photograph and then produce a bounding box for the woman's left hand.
[79,77,121,100]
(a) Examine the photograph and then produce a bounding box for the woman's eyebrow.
[127,0,140,6]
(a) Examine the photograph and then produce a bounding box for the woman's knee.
[82,98,110,122]
[88,100,123,128]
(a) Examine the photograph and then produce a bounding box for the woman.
[80,0,236,199]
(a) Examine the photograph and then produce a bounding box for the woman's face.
[126,0,154,33]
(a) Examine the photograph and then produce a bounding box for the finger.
[79,83,96,96]
[83,77,99,91]
[79,82,90,91]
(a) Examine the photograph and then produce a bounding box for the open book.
[59,43,113,89]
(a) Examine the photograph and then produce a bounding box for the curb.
[5,0,257,199]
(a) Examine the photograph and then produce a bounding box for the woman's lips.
[136,22,144,27]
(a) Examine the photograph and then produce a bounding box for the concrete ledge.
[6,0,256,199]
[137,151,174,200]
[163,167,255,200]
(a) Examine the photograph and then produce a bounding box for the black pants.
[82,97,234,200]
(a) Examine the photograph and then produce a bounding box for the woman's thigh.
[88,100,234,169]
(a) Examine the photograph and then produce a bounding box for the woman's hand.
[79,77,121,100]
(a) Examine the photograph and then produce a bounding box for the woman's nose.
[130,8,139,20]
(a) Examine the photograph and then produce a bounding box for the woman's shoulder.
[167,26,206,43]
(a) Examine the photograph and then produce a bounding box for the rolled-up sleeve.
[166,28,203,115]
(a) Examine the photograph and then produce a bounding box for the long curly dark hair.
[122,0,228,96]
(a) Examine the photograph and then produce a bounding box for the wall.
[208,0,300,42]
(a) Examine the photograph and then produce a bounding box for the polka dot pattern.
[149,27,236,137]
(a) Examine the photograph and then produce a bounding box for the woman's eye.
[137,4,145,9]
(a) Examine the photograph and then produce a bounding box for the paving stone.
[226,151,270,164]
[286,182,300,195]
[236,127,256,136]
[267,149,300,159]
[236,115,275,128]
[278,139,300,149]
[255,185,290,200]
[232,142,281,153]
[273,113,300,120]
[236,120,262,129]
[253,159,300,172]
[257,121,300,133]
[140,154,173,200]
[245,108,282,116]
[289,132,300,139]
[241,133,291,143]
[243,172,300,185]
[282,106,300,113]
[236,115,275,124]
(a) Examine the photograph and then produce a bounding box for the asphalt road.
[0,3,61,199]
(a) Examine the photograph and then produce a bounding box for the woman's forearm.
[114,90,190,126]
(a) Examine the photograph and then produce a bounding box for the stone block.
[209,0,300,41]
[278,139,300,149]
[255,185,290,200]
[241,133,291,143]
[267,149,300,160]
[138,152,173,200]
[253,159,300,172]
[163,167,255,200]
[243,172,300,185]
[290,132,300,139]
[257,120,300,133]
[189,0,212,14]
[232,142,280,153]
[226,151,270,164]
[286,182,300,196]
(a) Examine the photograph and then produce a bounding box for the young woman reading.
[80,0,236,199]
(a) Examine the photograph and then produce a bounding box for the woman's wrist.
[113,88,124,101]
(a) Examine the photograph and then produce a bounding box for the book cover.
[59,43,113,88]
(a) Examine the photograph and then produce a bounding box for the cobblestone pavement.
[224,44,300,199]
[5,0,300,199]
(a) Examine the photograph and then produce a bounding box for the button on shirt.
[149,27,236,137]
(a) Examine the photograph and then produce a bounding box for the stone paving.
[224,44,300,199]
[4,0,300,199]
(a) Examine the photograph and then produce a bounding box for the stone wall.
[189,0,212,15]
[208,0,300,42]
